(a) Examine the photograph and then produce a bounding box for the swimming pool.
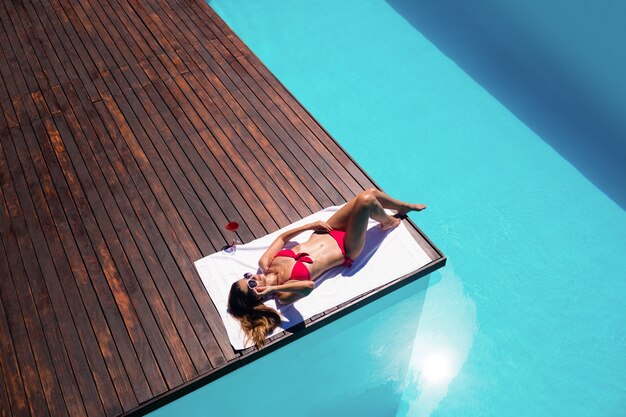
[150,0,626,415]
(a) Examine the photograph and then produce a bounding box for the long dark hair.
[227,281,281,348]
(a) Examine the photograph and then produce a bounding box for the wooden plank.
[44,126,162,404]
[73,72,230,364]
[141,61,281,234]
[144,0,335,213]
[184,66,323,214]
[26,0,102,102]
[10,57,168,410]
[64,5,236,358]
[155,2,327,210]
[49,84,158,407]
[176,1,364,204]
[4,0,62,116]
[0,360,11,417]
[29,116,138,415]
[93,95,234,364]
[124,0,320,221]
[208,38,352,200]
[0,72,19,129]
[0,318,14,417]
[1,1,157,414]
[50,90,204,381]
[163,71,302,225]
[0,12,91,417]
[0,1,40,95]
[32,115,143,408]
[48,0,207,394]
[54,80,209,389]
[44,0,110,100]
[44,0,217,374]
[114,0,282,232]
[0,3,40,123]
[0,130,56,417]
[98,72,208,255]
[91,92,232,365]
[112,71,223,252]
[45,104,181,392]
[0,241,26,417]
[21,0,159,408]
[11,118,101,417]
[1,5,136,415]
[139,73,263,242]
[202,6,374,191]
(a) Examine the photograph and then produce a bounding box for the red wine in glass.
[222,221,241,253]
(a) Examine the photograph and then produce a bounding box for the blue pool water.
[151,1,626,415]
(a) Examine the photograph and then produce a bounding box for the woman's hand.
[254,286,276,298]
[307,220,333,232]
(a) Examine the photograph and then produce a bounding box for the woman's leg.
[327,189,426,259]
[369,189,427,215]
[327,188,426,230]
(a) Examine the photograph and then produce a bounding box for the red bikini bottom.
[327,230,354,267]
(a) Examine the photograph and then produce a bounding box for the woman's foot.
[396,203,427,218]
[379,215,401,231]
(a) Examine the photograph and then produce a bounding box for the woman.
[227,188,426,348]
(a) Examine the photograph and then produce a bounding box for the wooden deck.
[0,0,445,416]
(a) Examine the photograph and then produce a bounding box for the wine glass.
[222,221,241,253]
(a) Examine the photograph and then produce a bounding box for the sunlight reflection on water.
[397,264,477,417]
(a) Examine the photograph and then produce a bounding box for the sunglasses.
[243,272,258,290]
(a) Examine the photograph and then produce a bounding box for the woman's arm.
[258,221,332,272]
[254,280,315,298]
[275,291,305,305]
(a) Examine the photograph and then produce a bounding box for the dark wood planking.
[88,95,233,365]
[52,95,183,391]
[133,0,292,231]
[67,0,221,252]
[0,10,91,417]
[3,54,117,415]
[45,0,210,376]
[107,4,314,356]
[45,103,189,389]
[0,294,17,417]
[6,0,62,117]
[0,227,28,417]
[101,0,284,234]
[54,84,204,373]
[3,0,163,409]
[28,116,136,415]
[91,0,296,234]
[153,0,341,211]
[200,6,374,191]
[53,85,211,377]
[95,0,241,360]
[51,0,210,392]
[2,4,162,412]
[0,136,60,417]
[39,0,224,374]
[1,5,134,417]
[207,37,354,201]
[183,2,370,203]
[128,0,325,219]
[10,119,103,417]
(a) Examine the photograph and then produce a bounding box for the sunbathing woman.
[227,188,426,348]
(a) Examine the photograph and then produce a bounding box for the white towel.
[194,205,431,350]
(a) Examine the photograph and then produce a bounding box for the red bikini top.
[271,249,312,281]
